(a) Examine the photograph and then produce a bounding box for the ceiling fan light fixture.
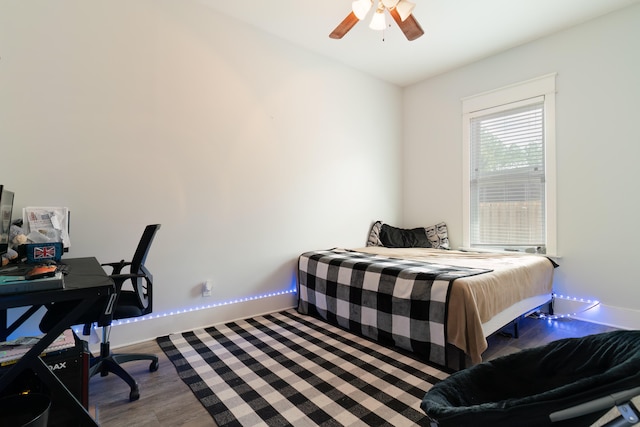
[330,0,423,41]
[369,7,387,31]
[352,0,373,20]
[395,0,415,21]
[381,0,399,8]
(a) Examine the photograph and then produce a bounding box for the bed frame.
[483,293,553,338]
[446,294,553,370]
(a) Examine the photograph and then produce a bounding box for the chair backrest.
[131,224,161,311]
[131,224,161,273]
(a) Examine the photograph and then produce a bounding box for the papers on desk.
[22,207,71,250]
[0,329,76,365]
[0,271,64,295]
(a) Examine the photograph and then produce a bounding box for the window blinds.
[469,100,546,249]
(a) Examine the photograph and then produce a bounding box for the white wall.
[0,1,403,344]
[403,4,640,328]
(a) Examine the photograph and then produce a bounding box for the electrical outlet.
[202,280,212,297]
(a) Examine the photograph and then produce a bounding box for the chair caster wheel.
[150,360,159,372]
[129,387,140,402]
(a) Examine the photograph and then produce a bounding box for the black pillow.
[379,224,430,248]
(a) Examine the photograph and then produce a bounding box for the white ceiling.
[199,0,640,87]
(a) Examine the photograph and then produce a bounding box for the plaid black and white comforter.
[297,249,491,366]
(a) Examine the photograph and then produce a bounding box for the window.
[462,74,557,255]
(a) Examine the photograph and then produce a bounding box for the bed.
[296,228,556,368]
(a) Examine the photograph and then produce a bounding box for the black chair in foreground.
[421,330,640,426]
[40,224,161,402]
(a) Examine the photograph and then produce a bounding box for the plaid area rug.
[157,309,449,427]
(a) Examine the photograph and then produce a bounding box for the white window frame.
[462,73,557,255]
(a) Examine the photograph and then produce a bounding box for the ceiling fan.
[330,0,424,41]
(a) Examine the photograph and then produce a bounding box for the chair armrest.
[101,260,131,274]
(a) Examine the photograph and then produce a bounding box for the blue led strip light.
[75,290,598,332]
[73,288,297,333]
[537,293,600,320]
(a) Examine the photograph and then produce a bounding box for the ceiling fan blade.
[330,12,359,39]
[389,8,424,41]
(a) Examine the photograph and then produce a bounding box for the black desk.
[0,257,114,426]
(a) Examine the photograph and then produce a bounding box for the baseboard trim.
[570,303,639,330]
[102,292,298,350]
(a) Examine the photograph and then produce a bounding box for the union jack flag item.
[35,245,56,259]
[26,242,63,263]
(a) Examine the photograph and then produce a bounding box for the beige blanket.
[354,247,554,364]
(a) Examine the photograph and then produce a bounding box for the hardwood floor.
[89,316,619,426]
[482,314,619,361]
[88,340,215,427]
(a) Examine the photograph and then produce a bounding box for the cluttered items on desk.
[0,196,70,267]
[14,206,70,262]
[0,258,66,294]
[22,207,71,251]
[0,267,64,295]
[0,187,68,293]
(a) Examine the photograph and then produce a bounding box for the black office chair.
[40,224,161,402]
[421,330,640,426]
